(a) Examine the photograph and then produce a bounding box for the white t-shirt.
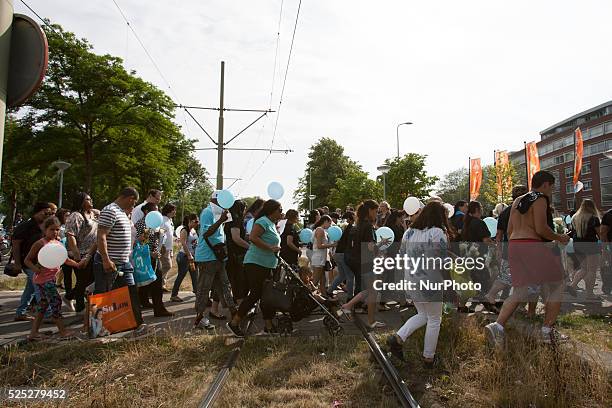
[162,216,174,251]
[131,202,145,225]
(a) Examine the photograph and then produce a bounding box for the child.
[24,216,80,341]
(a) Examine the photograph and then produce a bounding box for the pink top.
[33,239,60,285]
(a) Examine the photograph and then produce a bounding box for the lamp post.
[309,194,316,211]
[396,121,413,159]
[377,164,391,201]
[52,160,71,208]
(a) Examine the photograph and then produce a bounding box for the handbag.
[261,279,291,312]
[204,236,227,262]
[87,286,138,336]
[3,253,21,277]
[132,242,157,287]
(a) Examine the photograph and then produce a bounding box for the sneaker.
[195,317,215,330]
[63,296,75,312]
[386,335,405,361]
[170,296,183,302]
[484,322,505,349]
[226,321,245,338]
[368,321,386,329]
[542,327,569,345]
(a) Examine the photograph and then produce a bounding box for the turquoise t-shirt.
[195,205,226,262]
[244,216,281,269]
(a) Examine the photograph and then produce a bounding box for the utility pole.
[185,61,292,190]
[216,62,225,189]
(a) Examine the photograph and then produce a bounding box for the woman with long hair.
[340,199,389,329]
[244,198,264,232]
[225,199,250,305]
[171,214,199,302]
[311,215,337,295]
[227,200,283,337]
[387,202,451,367]
[568,199,601,298]
[65,192,98,313]
[280,209,301,267]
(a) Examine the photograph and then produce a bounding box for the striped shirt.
[97,202,132,263]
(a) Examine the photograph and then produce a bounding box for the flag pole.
[468,156,471,202]
[523,141,528,188]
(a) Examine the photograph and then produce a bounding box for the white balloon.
[574,181,584,193]
[38,243,68,269]
[444,203,454,219]
[403,196,421,215]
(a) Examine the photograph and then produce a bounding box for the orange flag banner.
[495,150,511,197]
[470,158,482,201]
[526,142,540,190]
[573,127,583,186]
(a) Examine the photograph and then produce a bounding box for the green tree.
[482,162,520,208]
[377,154,439,209]
[293,138,361,209]
[329,167,382,209]
[437,167,469,205]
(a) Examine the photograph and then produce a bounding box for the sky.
[13,0,612,210]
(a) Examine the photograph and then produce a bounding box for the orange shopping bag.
[87,286,138,335]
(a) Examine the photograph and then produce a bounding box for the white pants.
[396,301,442,359]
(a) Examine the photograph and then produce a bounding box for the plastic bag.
[132,242,156,287]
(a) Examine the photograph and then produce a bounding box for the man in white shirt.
[131,189,162,224]
[160,203,176,291]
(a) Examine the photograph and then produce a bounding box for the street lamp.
[377,164,391,201]
[396,121,413,159]
[52,160,71,208]
[309,194,316,211]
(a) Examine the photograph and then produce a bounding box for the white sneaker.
[195,317,215,330]
[63,296,75,312]
[485,322,505,349]
[541,327,569,345]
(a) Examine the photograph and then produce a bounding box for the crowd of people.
[6,170,611,368]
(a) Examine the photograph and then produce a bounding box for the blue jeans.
[172,252,198,297]
[330,253,355,298]
[16,268,35,316]
[93,253,142,324]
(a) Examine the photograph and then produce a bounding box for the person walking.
[386,202,452,366]
[225,200,250,305]
[12,202,55,321]
[171,214,199,302]
[227,199,283,337]
[328,211,356,299]
[160,203,177,292]
[131,189,162,224]
[193,192,236,330]
[485,171,570,347]
[65,192,99,313]
[311,215,337,295]
[450,200,468,234]
[599,207,612,295]
[94,187,143,324]
[134,203,173,317]
[568,199,601,298]
[280,209,301,268]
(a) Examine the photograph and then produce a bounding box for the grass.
[555,313,612,351]
[1,312,609,407]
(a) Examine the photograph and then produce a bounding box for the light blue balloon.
[246,218,254,234]
[267,181,285,200]
[299,228,313,244]
[483,217,498,238]
[375,226,395,250]
[327,225,342,242]
[145,210,163,229]
[217,189,235,209]
[565,215,572,224]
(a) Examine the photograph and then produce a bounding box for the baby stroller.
[263,256,344,336]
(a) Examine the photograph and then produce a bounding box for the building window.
[605,121,612,134]
[564,166,573,179]
[582,162,591,175]
[589,124,604,138]
[600,158,612,207]
[567,199,575,210]
[565,183,575,194]
[583,179,592,191]
[552,192,561,208]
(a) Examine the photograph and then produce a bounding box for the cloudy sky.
[15,0,612,209]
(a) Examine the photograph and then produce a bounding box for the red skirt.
[508,239,564,287]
